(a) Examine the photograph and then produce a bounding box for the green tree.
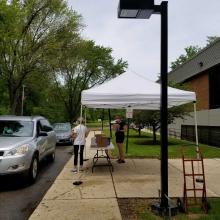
[20,70,66,123]
[52,40,127,123]
[170,46,201,71]
[133,108,188,144]
[0,77,9,114]
[133,83,191,144]
[0,0,81,114]
[170,36,219,71]
[206,36,220,46]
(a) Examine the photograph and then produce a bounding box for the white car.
[0,116,56,183]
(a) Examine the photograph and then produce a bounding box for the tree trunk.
[138,127,141,137]
[8,85,20,115]
[67,107,76,124]
[66,104,79,124]
[153,125,157,144]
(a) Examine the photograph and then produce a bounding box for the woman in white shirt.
[72,117,89,172]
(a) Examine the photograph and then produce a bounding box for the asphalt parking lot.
[0,144,73,220]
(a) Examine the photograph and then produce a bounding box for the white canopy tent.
[81,71,198,150]
[80,71,201,210]
[80,70,201,194]
[81,71,196,110]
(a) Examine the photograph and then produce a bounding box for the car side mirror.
[39,131,48,137]
[41,125,53,132]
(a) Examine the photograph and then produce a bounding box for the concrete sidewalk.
[29,132,220,220]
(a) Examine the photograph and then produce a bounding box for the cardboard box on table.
[93,134,110,148]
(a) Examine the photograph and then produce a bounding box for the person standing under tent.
[114,115,126,163]
[72,117,89,172]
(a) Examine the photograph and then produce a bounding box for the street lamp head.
[118,0,154,19]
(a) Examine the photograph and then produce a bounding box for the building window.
[181,125,220,147]
[209,65,220,109]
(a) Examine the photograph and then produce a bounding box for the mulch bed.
[117,198,209,220]
[117,198,160,220]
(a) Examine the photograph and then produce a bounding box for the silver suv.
[0,116,56,183]
[53,122,72,144]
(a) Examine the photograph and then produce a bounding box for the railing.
[168,128,181,139]
[182,125,220,147]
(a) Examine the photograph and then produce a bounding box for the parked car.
[53,123,72,145]
[0,115,56,183]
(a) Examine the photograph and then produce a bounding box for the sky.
[68,0,220,81]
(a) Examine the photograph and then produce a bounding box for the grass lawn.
[86,121,109,128]
[96,127,220,159]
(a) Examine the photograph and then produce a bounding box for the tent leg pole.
[84,107,87,126]
[108,109,112,138]
[80,105,83,120]
[84,107,89,161]
[126,118,130,154]
[102,109,104,132]
[194,101,199,159]
[194,101,203,183]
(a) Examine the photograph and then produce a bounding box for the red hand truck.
[178,147,210,213]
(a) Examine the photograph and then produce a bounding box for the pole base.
[73,181,83,186]
[151,201,178,217]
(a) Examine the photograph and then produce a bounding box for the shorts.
[116,133,125,143]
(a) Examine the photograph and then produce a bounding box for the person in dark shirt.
[114,115,126,163]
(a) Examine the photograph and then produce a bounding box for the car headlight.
[6,144,29,156]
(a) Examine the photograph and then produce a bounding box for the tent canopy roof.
[81,72,196,109]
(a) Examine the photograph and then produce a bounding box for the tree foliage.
[170,46,201,71]
[0,0,127,123]
[206,36,220,46]
[133,83,192,144]
[52,40,127,123]
[0,0,81,114]
[170,36,219,71]
[133,107,189,144]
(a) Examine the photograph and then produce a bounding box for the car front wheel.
[28,154,39,184]
[47,151,55,162]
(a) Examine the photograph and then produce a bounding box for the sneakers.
[72,167,77,173]
[117,159,125,163]
[72,166,84,172]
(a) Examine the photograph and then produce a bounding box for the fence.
[168,128,181,139]
[181,125,220,147]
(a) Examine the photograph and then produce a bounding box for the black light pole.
[159,1,168,209]
[118,0,168,210]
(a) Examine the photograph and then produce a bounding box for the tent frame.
[80,100,199,162]
[81,71,197,209]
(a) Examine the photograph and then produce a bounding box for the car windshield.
[0,120,34,137]
[53,124,71,132]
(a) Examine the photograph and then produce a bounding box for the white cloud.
[69,0,220,81]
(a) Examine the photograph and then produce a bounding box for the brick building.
[168,39,220,147]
